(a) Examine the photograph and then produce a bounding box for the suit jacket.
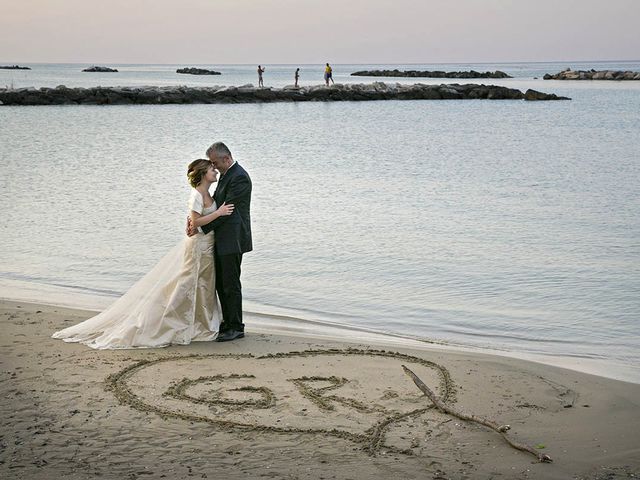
[201,162,252,256]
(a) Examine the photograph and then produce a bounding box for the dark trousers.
[214,252,244,332]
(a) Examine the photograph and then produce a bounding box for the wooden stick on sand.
[402,365,553,463]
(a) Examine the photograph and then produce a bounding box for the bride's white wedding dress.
[52,189,221,349]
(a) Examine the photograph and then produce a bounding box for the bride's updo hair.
[187,159,212,188]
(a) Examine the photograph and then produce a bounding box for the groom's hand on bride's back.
[217,202,235,216]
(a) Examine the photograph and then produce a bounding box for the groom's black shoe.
[217,330,245,342]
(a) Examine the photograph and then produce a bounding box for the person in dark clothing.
[188,142,252,342]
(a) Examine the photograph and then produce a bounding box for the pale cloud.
[1,0,638,63]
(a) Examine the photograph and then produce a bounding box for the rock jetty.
[176,67,221,75]
[0,83,570,106]
[352,69,512,79]
[0,65,31,70]
[82,66,118,73]
[544,68,640,80]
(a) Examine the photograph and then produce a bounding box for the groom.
[190,142,252,342]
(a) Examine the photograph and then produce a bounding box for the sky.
[1,0,639,64]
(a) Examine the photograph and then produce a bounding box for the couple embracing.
[53,142,252,349]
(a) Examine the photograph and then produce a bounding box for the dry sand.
[1,299,639,479]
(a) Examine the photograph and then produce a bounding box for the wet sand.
[1,300,639,479]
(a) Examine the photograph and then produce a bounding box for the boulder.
[488,86,525,100]
[253,88,277,101]
[524,89,569,101]
[438,86,464,99]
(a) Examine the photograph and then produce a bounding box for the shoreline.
[1,278,638,385]
[1,298,639,479]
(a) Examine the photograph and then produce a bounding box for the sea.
[1,61,639,383]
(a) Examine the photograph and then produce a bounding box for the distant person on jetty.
[295,68,300,87]
[257,65,265,87]
[324,63,334,86]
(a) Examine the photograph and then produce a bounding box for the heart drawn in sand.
[106,349,455,454]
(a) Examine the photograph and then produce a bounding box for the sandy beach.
[0,300,638,479]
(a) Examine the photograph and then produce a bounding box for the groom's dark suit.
[201,162,252,333]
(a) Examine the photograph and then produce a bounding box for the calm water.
[1,62,639,382]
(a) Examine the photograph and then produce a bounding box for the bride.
[52,159,234,349]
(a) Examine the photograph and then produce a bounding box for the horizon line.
[2,59,640,67]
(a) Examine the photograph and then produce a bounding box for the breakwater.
[0,82,569,105]
[352,69,512,79]
[544,69,640,80]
